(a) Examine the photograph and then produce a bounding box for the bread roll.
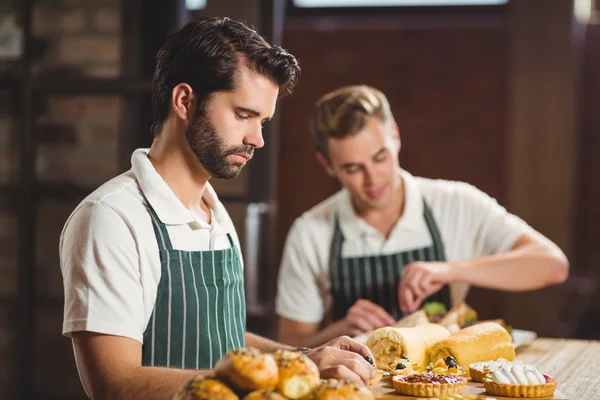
[366,323,450,368]
[242,390,287,400]
[215,348,279,392]
[308,379,374,400]
[272,350,320,399]
[173,376,239,400]
[426,322,515,368]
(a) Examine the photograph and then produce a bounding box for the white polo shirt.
[276,170,553,324]
[60,148,242,343]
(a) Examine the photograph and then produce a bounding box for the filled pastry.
[214,348,279,392]
[307,379,374,400]
[366,323,450,368]
[272,350,320,399]
[426,322,515,368]
[173,376,239,400]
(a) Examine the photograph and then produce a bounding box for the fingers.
[320,365,365,386]
[329,335,375,361]
[352,299,396,326]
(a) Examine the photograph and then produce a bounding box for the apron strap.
[422,199,446,261]
[146,205,174,251]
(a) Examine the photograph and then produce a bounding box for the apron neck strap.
[146,205,174,251]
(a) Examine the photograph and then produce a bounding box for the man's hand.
[399,261,453,313]
[305,336,376,386]
[340,299,396,336]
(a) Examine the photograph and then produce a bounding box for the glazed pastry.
[427,322,515,368]
[173,376,239,400]
[469,358,515,382]
[422,356,466,376]
[214,348,279,392]
[242,390,287,400]
[307,379,374,400]
[272,350,320,399]
[392,373,467,397]
[366,323,450,368]
[388,356,415,376]
[483,364,557,397]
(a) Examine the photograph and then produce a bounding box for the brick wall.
[0,0,122,398]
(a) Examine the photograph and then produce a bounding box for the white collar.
[131,148,227,230]
[336,169,424,241]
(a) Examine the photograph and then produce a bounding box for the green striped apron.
[329,199,451,321]
[142,205,246,369]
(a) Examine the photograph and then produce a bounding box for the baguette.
[426,322,515,368]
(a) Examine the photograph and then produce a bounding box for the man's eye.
[345,167,359,174]
[236,113,250,120]
[375,153,388,163]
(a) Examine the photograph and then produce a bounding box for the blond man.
[276,85,568,348]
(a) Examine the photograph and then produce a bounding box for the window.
[293,0,507,6]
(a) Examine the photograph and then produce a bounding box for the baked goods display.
[173,348,375,400]
[173,376,240,400]
[215,348,279,392]
[243,390,289,400]
[483,363,557,397]
[426,322,515,368]
[307,379,375,400]
[392,373,467,397]
[272,350,320,399]
[366,323,450,368]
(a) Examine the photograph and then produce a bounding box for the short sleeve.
[60,201,145,343]
[275,219,326,324]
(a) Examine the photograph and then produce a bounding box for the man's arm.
[399,233,569,312]
[247,332,378,386]
[72,332,211,400]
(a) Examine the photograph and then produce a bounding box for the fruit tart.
[392,373,467,397]
[483,363,557,398]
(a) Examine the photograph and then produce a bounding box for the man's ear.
[171,83,195,121]
[316,152,335,177]
[391,123,401,153]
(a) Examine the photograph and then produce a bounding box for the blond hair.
[310,85,394,157]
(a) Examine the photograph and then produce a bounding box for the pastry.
[392,373,467,397]
[426,322,515,368]
[366,323,450,368]
[307,379,374,400]
[215,348,279,392]
[393,310,430,328]
[369,370,385,385]
[469,358,514,382]
[242,390,288,400]
[422,356,466,376]
[388,356,415,376]
[272,350,320,399]
[483,363,557,397]
[437,303,478,333]
[173,376,239,400]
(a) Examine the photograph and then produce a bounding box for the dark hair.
[151,16,301,135]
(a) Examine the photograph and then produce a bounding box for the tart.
[468,358,513,382]
[483,364,557,398]
[392,373,467,397]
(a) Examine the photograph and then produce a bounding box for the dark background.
[0,0,598,398]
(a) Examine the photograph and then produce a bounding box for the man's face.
[185,64,279,179]
[324,117,401,211]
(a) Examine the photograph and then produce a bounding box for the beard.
[185,108,254,179]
